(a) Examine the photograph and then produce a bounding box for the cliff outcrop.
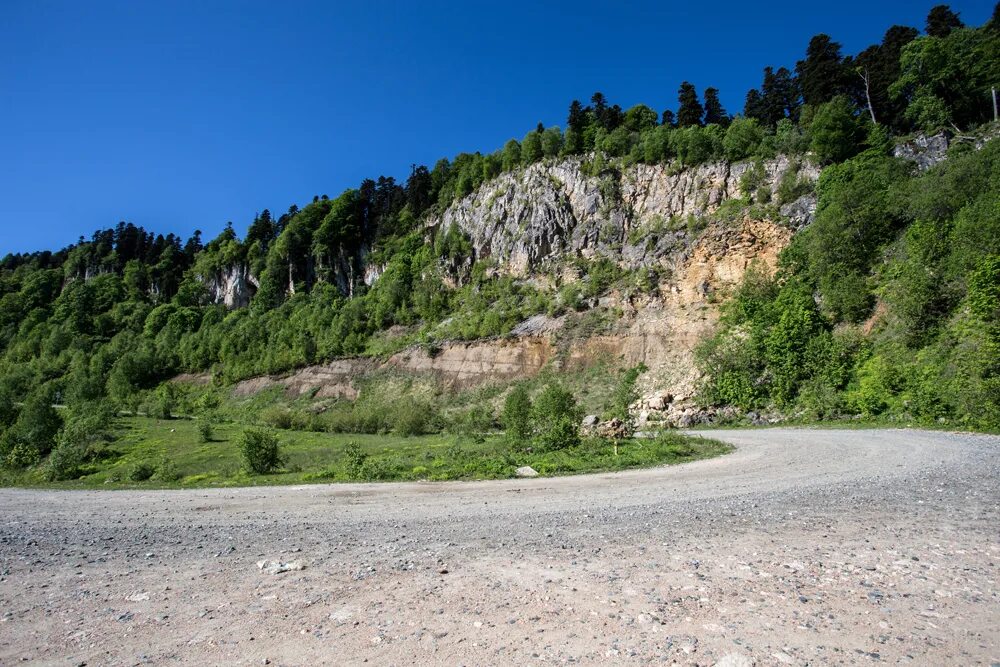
[434,155,818,275]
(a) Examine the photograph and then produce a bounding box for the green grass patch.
[0,416,732,489]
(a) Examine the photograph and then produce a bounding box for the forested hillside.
[1,4,999,474]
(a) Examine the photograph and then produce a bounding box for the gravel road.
[1,428,998,666]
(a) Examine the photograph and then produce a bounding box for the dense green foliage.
[698,134,1000,428]
[607,364,648,436]
[1,4,998,480]
[530,382,584,451]
[238,427,282,474]
[501,383,533,444]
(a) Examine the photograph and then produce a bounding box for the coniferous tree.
[405,165,432,216]
[796,34,851,106]
[926,5,964,37]
[703,88,730,126]
[770,67,801,123]
[676,82,704,127]
[661,109,677,127]
[567,100,587,134]
[743,89,764,122]
[183,230,203,261]
[590,92,608,128]
[854,25,919,128]
[566,100,588,153]
[590,92,607,113]
[759,67,789,125]
[606,104,625,130]
[745,67,800,127]
[246,210,276,250]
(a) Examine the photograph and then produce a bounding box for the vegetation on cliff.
[698,135,1000,429]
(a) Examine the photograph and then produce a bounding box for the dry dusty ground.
[0,428,998,666]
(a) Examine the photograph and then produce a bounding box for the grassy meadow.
[0,413,730,489]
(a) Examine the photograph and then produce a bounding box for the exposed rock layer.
[233,337,555,399]
[434,156,818,275]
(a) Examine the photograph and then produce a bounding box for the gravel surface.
[1,428,998,666]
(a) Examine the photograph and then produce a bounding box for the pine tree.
[926,5,964,38]
[676,82,704,127]
[590,92,608,122]
[567,100,587,134]
[796,34,850,106]
[703,87,729,126]
[854,25,919,128]
[405,165,432,216]
[743,89,764,122]
[246,210,276,250]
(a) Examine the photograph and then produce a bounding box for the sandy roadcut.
[1,428,997,666]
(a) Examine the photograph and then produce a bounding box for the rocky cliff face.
[203,264,258,309]
[892,128,1000,171]
[434,155,818,275]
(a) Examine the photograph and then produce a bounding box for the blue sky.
[0,0,994,254]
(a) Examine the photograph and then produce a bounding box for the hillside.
[1,4,999,480]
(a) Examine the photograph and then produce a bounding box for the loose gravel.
[0,428,997,665]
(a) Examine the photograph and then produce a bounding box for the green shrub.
[192,391,221,415]
[0,384,18,430]
[153,457,182,483]
[809,96,864,165]
[531,383,581,451]
[127,461,156,482]
[5,442,41,469]
[358,456,398,481]
[606,364,647,435]
[198,421,214,443]
[394,400,439,437]
[261,406,294,430]
[723,117,765,161]
[844,354,900,417]
[776,164,814,205]
[534,414,580,451]
[739,160,768,198]
[344,440,367,479]
[8,388,62,458]
[46,438,85,481]
[238,427,282,474]
[448,404,495,439]
[152,385,175,420]
[501,384,533,443]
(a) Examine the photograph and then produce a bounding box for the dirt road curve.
[1,428,998,666]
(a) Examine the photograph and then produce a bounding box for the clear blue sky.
[1,0,994,255]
